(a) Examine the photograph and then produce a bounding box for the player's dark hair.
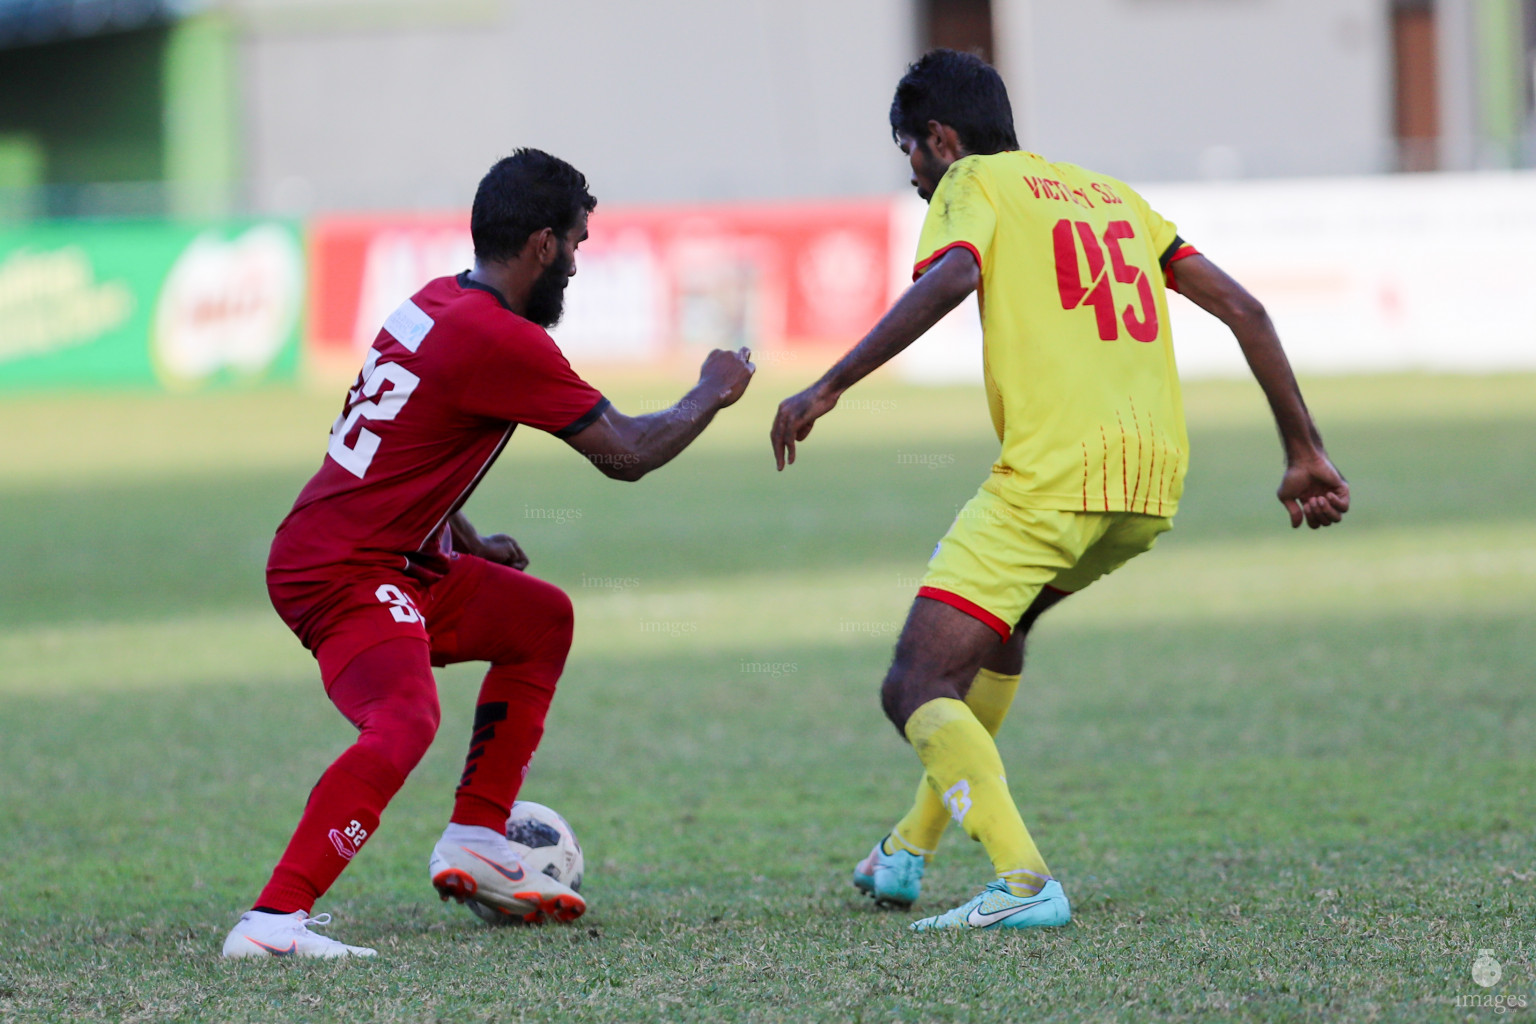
[889,49,1019,156]
[471,148,597,263]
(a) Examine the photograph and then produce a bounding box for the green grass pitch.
[0,371,1533,1022]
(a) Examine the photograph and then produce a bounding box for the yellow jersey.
[914,151,1197,515]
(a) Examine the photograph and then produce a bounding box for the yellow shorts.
[918,481,1172,640]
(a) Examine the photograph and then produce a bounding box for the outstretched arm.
[1169,254,1349,529]
[771,248,978,470]
[563,347,754,482]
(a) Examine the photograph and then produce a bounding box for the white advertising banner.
[896,171,1536,382]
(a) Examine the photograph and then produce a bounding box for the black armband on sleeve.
[554,396,611,439]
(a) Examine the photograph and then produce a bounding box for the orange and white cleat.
[429,824,586,925]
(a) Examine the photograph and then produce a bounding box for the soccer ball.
[465,800,584,926]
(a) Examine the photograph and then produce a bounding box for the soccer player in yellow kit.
[771,50,1350,931]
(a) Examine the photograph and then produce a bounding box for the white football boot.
[221,910,377,958]
[429,823,586,924]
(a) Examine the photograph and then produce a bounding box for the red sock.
[451,664,557,830]
[254,637,439,913]
[255,743,404,914]
[414,557,573,833]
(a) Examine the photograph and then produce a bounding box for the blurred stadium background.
[2,0,1535,390]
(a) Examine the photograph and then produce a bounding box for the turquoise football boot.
[910,878,1071,932]
[852,837,926,909]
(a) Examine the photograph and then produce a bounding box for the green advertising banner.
[0,220,304,392]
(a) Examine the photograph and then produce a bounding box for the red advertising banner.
[306,198,897,380]
[307,213,471,379]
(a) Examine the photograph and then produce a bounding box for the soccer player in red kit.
[222,149,755,958]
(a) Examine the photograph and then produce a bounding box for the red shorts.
[268,554,556,686]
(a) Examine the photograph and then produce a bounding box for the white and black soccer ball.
[466,800,584,926]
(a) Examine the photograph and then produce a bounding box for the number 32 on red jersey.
[328,347,420,479]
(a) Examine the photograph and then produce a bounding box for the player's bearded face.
[526,245,575,328]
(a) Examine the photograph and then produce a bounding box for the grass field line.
[4,522,1530,695]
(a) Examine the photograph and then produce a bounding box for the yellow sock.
[966,668,1021,735]
[886,670,1021,857]
[903,697,1050,895]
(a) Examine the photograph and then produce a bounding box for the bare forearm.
[620,384,722,475]
[821,298,946,393]
[1173,255,1325,459]
[1170,256,1346,526]
[821,252,976,394]
[572,347,753,480]
[770,252,974,471]
[1226,306,1325,458]
[448,510,478,551]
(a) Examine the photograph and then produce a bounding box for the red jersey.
[269,272,607,583]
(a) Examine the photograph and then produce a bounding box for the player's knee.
[396,707,440,773]
[881,686,907,736]
[541,584,574,652]
[882,646,974,736]
[416,692,443,748]
[519,582,573,665]
[478,580,573,669]
[880,666,918,736]
[365,692,440,776]
[507,584,572,667]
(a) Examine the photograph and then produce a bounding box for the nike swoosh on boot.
[966,896,1051,927]
[463,847,525,882]
[247,939,298,956]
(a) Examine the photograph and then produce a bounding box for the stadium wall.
[226,0,1419,218]
[236,0,915,214]
[993,0,1395,182]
